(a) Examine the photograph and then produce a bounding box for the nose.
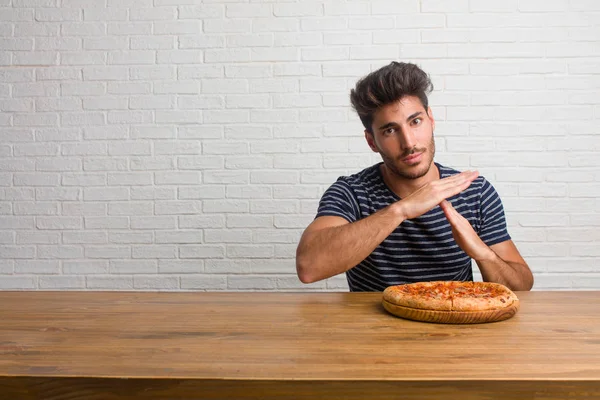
[398,128,417,151]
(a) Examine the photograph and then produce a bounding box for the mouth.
[402,152,423,165]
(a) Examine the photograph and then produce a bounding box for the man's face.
[365,95,436,180]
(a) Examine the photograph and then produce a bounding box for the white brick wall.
[0,0,599,291]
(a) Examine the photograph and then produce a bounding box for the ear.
[427,106,435,132]
[364,130,378,153]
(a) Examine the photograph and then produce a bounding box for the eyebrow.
[377,112,423,131]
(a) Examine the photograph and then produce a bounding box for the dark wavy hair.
[350,62,433,133]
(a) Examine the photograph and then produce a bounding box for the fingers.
[408,170,478,205]
[433,170,479,202]
[437,170,479,190]
[439,200,457,222]
[400,170,479,220]
[430,171,478,196]
[440,200,469,232]
[439,199,452,212]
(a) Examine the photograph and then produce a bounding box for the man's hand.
[398,170,479,220]
[439,199,494,261]
[440,199,534,291]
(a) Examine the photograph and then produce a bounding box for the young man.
[296,62,534,292]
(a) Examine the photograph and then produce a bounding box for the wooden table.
[0,291,599,399]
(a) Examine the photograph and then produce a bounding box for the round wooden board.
[382,299,519,324]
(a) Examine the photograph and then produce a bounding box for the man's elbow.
[296,257,317,284]
[296,245,323,283]
[297,270,316,284]
[523,271,534,291]
[513,267,534,291]
[514,280,533,292]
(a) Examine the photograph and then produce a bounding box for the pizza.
[382,281,519,324]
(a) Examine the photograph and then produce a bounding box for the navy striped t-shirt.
[315,162,511,292]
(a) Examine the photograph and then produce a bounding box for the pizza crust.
[383,281,453,311]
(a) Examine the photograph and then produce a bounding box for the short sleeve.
[478,178,511,246]
[315,178,361,223]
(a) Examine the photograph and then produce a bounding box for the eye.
[411,118,422,126]
[382,127,396,136]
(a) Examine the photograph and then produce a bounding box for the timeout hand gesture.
[398,170,479,221]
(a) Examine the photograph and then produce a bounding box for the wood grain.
[382,299,520,323]
[1,291,600,399]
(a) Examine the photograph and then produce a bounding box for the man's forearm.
[476,253,534,291]
[296,203,405,284]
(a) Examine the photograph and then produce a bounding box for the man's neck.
[380,162,440,199]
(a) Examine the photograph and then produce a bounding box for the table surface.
[1,290,599,382]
